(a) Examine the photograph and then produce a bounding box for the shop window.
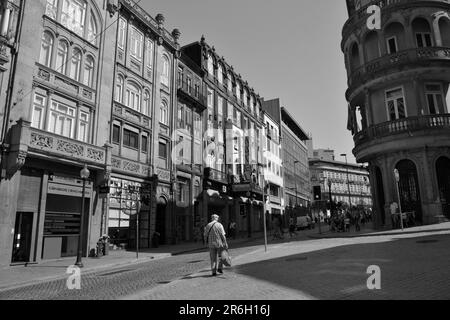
[123,128,139,149]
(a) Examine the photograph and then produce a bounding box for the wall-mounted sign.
[48,182,91,198]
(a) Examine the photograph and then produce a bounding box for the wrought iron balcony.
[204,167,228,184]
[353,114,450,146]
[177,80,207,109]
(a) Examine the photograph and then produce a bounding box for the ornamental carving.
[56,140,84,156]
[156,168,171,182]
[142,166,151,176]
[112,158,121,168]
[87,148,104,161]
[30,133,53,148]
[123,161,140,173]
[82,89,93,100]
[37,69,50,81]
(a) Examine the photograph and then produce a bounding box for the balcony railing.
[354,114,450,146]
[349,47,450,88]
[177,80,207,107]
[29,128,106,165]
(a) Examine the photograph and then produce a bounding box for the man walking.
[204,214,228,276]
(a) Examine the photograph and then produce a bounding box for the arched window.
[126,81,141,112]
[412,18,433,48]
[384,22,406,54]
[69,48,82,81]
[143,90,151,116]
[83,55,94,87]
[243,89,248,107]
[236,81,241,101]
[350,42,361,71]
[40,31,54,67]
[160,100,168,125]
[55,40,68,74]
[439,17,450,47]
[227,72,233,92]
[161,55,170,87]
[207,53,214,75]
[61,0,87,37]
[217,64,223,84]
[115,75,124,103]
[88,12,97,45]
[364,31,380,62]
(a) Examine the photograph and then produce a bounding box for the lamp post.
[394,169,404,231]
[340,154,352,209]
[75,164,90,268]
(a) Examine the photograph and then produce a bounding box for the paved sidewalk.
[0,235,263,291]
[308,221,450,239]
[122,222,450,300]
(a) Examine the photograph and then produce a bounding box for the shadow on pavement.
[232,234,450,300]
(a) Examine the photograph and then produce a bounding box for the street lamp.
[75,164,90,268]
[340,154,352,209]
[394,169,404,231]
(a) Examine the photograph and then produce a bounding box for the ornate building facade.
[182,37,266,238]
[342,0,450,228]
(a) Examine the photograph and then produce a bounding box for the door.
[156,199,167,245]
[436,157,450,219]
[396,160,422,224]
[11,212,34,263]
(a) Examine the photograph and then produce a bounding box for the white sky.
[141,0,356,163]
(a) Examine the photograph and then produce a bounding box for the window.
[236,82,241,101]
[112,124,120,144]
[207,87,213,109]
[387,36,398,54]
[177,104,185,129]
[78,110,89,142]
[425,84,446,114]
[187,77,192,94]
[61,0,86,37]
[386,88,406,120]
[227,103,233,121]
[115,75,124,103]
[118,17,127,49]
[142,134,148,153]
[416,33,432,48]
[123,128,139,149]
[159,140,167,159]
[126,82,141,113]
[161,55,170,87]
[55,40,68,74]
[69,48,82,81]
[143,90,151,116]
[218,64,223,84]
[48,100,76,139]
[160,101,168,125]
[40,32,53,67]
[207,54,214,75]
[227,73,233,92]
[83,55,94,87]
[87,13,97,45]
[145,39,153,71]
[32,94,47,130]
[130,26,144,61]
[45,0,58,19]
[243,90,247,107]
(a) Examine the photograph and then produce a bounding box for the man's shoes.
[217,269,223,274]
[212,272,217,277]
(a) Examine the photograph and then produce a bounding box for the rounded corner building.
[342,0,450,229]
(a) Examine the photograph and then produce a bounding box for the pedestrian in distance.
[228,220,237,240]
[204,214,228,277]
[288,217,297,238]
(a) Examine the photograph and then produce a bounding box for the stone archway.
[395,160,423,225]
[436,157,450,219]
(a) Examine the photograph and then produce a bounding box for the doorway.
[156,198,167,245]
[375,167,386,226]
[436,157,450,219]
[11,212,34,263]
[396,160,423,224]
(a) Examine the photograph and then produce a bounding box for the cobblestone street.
[1,224,448,300]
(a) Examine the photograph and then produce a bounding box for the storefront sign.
[48,182,91,198]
